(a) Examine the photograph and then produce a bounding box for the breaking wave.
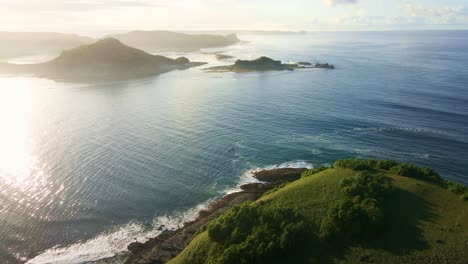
[27,160,314,264]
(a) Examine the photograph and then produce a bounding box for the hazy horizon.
[0,0,467,36]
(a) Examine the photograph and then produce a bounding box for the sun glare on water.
[0,78,47,194]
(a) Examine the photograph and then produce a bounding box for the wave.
[26,160,314,264]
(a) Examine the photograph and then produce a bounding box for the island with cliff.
[123,159,468,264]
[109,30,240,52]
[204,56,335,72]
[0,38,206,82]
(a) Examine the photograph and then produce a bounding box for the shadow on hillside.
[363,187,437,254]
[307,187,438,264]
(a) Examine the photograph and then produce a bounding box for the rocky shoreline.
[123,167,306,264]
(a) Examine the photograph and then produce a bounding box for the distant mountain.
[182,30,308,35]
[0,38,205,82]
[109,30,240,52]
[0,32,94,60]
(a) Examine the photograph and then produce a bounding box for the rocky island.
[0,38,206,82]
[204,56,334,72]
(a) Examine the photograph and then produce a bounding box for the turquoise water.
[0,31,467,263]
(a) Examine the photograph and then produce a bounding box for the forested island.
[0,38,205,82]
[204,56,335,72]
[125,159,468,264]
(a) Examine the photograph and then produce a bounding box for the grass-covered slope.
[168,160,468,264]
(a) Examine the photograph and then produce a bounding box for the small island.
[0,38,206,82]
[204,56,334,72]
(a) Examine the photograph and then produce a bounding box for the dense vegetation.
[169,159,468,264]
[334,158,468,200]
[205,202,311,264]
[320,172,393,240]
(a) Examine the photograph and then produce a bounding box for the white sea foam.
[26,160,314,264]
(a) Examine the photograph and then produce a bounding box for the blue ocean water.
[0,31,467,263]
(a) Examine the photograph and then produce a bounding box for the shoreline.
[123,167,307,264]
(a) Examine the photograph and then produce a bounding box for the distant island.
[0,38,206,82]
[204,56,335,72]
[109,30,240,52]
[125,159,468,264]
[0,32,93,60]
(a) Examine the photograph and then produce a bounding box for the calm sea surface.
[0,31,467,263]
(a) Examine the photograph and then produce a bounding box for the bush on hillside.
[340,172,393,202]
[301,166,329,178]
[389,163,442,184]
[333,159,399,171]
[206,201,311,264]
[320,172,393,241]
[320,197,384,240]
[334,158,445,185]
[446,181,468,201]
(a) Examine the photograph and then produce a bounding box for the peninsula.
[204,56,335,72]
[124,159,468,264]
[0,38,206,82]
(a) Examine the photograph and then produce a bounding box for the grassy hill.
[168,160,468,264]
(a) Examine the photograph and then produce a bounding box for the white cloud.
[404,4,468,24]
[324,0,358,6]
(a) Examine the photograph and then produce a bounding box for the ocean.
[0,31,467,263]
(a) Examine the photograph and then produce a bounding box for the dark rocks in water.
[215,53,234,60]
[298,61,312,66]
[128,242,145,254]
[0,38,206,82]
[315,62,335,69]
[175,57,190,64]
[235,56,282,69]
[253,168,307,182]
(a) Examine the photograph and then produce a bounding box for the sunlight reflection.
[0,78,46,193]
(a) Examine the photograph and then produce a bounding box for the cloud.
[404,4,465,17]
[403,4,468,24]
[0,0,158,12]
[324,0,358,6]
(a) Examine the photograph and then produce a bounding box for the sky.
[0,0,467,35]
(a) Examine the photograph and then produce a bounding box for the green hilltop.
[168,159,468,264]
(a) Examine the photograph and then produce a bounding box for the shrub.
[333,159,399,171]
[389,163,442,184]
[461,193,468,201]
[340,172,393,202]
[320,172,393,241]
[320,197,384,241]
[301,166,329,178]
[447,181,467,195]
[206,202,311,264]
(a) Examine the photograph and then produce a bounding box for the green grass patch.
[169,161,468,264]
